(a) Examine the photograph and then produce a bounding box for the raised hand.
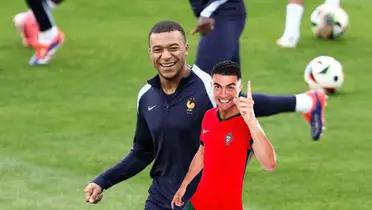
[236,80,256,123]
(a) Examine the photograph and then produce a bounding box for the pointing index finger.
[247,80,252,99]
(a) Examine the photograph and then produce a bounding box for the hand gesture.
[84,182,103,204]
[171,186,186,209]
[191,16,215,35]
[236,81,256,123]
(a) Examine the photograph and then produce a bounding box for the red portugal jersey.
[191,108,253,210]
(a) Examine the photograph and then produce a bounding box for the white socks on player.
[295,93,313,113]
[324,0,340,8]
[281,3,304,42]
[38,26,58,45]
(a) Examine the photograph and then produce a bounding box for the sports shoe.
[29,30,64,65]
[13,10,39,48]
[276,36,298,48]
[303,90,327,141]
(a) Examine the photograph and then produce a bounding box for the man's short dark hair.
[211,60,241,79]
[148,20,186,43]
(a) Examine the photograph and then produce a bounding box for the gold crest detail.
[186,98,196,112]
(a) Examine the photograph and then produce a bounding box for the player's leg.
[25,0,64,65]
[277,0,304,48]
[231,38,240,65]
[14,0,64,48]
[14,10,39,47]
[195,18,245,74]
[253,90,327,140]
[252,94,296,116]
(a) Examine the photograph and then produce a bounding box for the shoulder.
[203,107,218,119]
[136,83,152,110]
[191,65,216,107]
[192,64,211,82]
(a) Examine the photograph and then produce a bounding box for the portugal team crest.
[186,98,196,113]
[225,132,233,146]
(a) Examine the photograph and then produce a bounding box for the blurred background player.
[13,0,64,65]
[277,0,341,48]
[189,0,246,74]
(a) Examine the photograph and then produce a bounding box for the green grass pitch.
[1,0,372,209]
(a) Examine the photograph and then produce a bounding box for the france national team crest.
[186,98,196,114]
[225,132,233,146]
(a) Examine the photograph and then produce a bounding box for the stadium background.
[1,0,371,209]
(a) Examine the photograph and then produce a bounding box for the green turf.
[1,0,371,209]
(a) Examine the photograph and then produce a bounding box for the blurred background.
[1,0,371,209]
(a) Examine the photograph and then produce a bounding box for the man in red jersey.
[171,60,277,210]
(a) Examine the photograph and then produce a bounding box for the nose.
[221,88,228,97]
[161,49,172,60]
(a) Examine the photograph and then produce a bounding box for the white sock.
[38,26,58,45]
[295,93,313,113]
[324,0,340,8]
[281,3,304,41]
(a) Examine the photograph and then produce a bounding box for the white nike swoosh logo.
[147,105,157,111]
[202,130,210,134]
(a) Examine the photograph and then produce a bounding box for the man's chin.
[217,103,234,111]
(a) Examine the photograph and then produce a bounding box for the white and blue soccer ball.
[304,56,344,93]
[310,4,349,39]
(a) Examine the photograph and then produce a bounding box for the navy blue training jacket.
[93,65,214,206]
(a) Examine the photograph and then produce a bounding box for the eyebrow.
[213,82,236,86]
[151,43,180,49]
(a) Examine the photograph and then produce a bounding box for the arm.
[189,0,204,17]
[93,111,154,188]
[171,145,204,208]
[190,0,229,35]
[84,111,154,204]
[246,119,276,172]
[200,0,228,18]
[236,81,277,172]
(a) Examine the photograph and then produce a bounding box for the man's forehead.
[213,79,240,86]
[212,75,240,83]
[149,31,185,45]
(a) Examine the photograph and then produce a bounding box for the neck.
[160,65,191,95]
[218,106,240,120]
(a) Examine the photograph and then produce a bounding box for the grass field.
[1,0,371,209]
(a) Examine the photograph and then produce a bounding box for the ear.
[185,43,189,55]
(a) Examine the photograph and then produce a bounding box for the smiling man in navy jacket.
[83,20,327,210]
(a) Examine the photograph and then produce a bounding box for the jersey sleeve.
[92,111,154,189]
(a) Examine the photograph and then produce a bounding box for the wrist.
[180,183,188,189]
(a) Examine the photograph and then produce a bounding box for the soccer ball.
[310,4,349,39]
[304,56,344,93]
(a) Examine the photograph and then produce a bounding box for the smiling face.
[149,31,189,81]
[212,74,242,116]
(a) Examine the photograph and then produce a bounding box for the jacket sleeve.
[189,0,204,17]
[92,111,154,189]
[190,0,228,17]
